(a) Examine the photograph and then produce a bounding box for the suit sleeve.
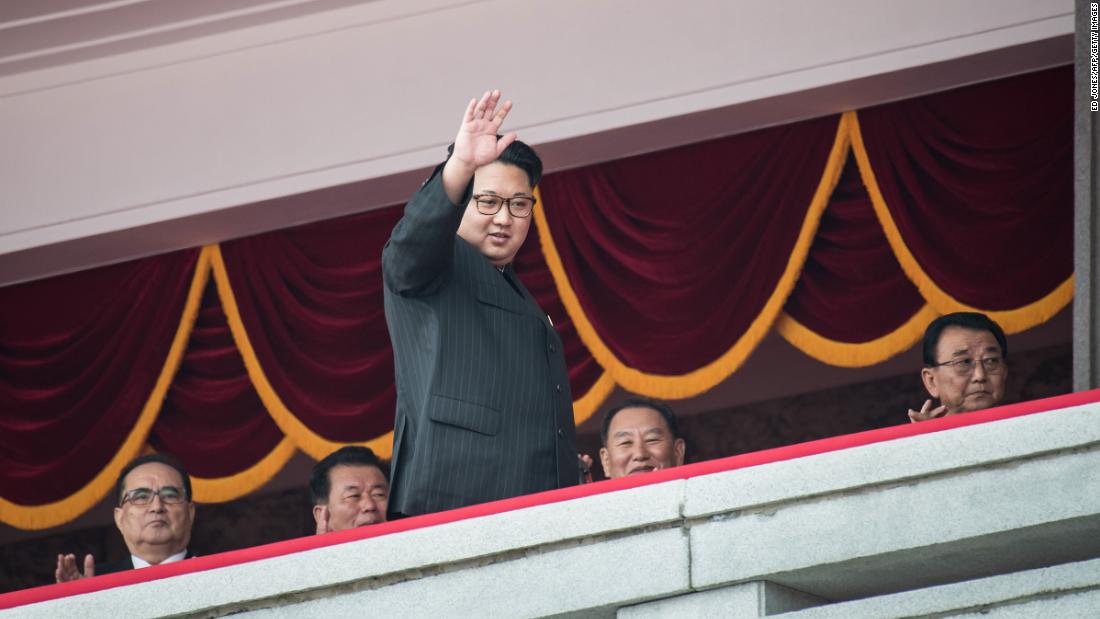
[382,165,473,297]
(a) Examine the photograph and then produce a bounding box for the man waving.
[382,91,578,517]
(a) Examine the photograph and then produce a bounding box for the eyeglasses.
[930,356,1005,376]
[471,193,537,218]
[120,486,187,506]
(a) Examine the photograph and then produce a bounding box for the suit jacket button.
[549,344,556,353]
[555,384,562,393]
[557,428,564,438]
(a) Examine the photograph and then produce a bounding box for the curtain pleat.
[150,282,291,502]
[0,248,203,529]
[851,66,1073,331]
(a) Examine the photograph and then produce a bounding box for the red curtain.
[150,283,283,478]
[856,66,1073,309]
[219,208,402,442]
[0,250,198,505]
[783,155,925,342]
[537,114,842,374]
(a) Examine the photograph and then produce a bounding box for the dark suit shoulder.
[94,557,134,576]
[383,169,468,297]
[94,551,194,576]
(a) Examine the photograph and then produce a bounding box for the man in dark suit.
[383,90,578,517]
[55,453,195,581]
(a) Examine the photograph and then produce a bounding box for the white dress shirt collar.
[131,549,187,569]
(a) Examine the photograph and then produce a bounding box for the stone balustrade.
[3,390,1098,618]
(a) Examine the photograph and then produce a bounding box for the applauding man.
[908,312,1009,422]
[382,91,578,517]
[55,454,195,582]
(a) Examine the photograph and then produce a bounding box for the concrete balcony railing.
[3,389,1098,618]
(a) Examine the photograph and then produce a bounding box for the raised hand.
[908,399,947,423]
[55,553,95,583]
[442,90,517,203]
[452,90,516,170]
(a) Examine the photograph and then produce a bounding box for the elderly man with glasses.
[908,312,1010,423]
[55,453,195,582]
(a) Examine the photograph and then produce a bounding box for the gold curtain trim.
[0,247,211,530]
[209,244,391,461]
[532,114,852,398]
[189,437,298,503]
[775,304,938,367]
[572,370,615,426]
[847,110,1074,334]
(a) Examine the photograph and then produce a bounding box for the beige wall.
[0,0,1074,285]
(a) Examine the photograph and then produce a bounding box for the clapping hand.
[55,553,95,583]
[908,399,947,423]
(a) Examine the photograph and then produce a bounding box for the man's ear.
[672,438,686,467]
[598,447,611,478]
[113,506,124,533]
[313,504,328,534]
[921,368,940,399]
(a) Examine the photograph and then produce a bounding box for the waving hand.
[442,89,517,203]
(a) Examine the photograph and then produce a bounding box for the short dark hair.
[447,138,543,188]
[116,453,192,505]
[310,446,387,505]
[922,312,1008,367]
[600,397,680,446]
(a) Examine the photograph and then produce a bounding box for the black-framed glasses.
[120,486,187,506]
[929,356,1005,376]
[472,193,537,218]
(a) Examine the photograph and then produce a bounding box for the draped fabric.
[537,66,1073,387]
[0,249,203,526]
[783,157,927,341]
[149,283,294,502]
[216,208,403,459]
[775,156,938,366]
[535,114,848,396]
[0,66,1073,529]
[850,66,1074,331]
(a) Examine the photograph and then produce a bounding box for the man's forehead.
[610,407,671,434]
[938,326,1001,355]
[330,464,386,484]
[124,462,183,489]
[473,162,531,193]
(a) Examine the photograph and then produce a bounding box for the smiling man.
[311,446,389,534]
[908,312,1010,423]
[599,397,686,479]
[382,91,578,517]
[55,453,195,582]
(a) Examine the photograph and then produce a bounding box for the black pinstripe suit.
[382,167,578,516]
